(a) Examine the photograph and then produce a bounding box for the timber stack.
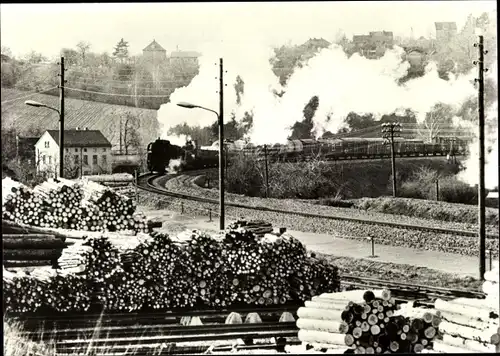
[295,289,443,353]
[2,177,151,233]
[431,261,500,353]
[3,228,341,313]
[3,233,67,268]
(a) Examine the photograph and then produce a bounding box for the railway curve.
[136,172,499,240]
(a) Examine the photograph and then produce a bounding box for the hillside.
[1,88,160,151]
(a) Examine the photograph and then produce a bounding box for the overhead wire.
[1,86,59,104]
[64,87,171,98]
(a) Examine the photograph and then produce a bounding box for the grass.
[350,196,499,226]
[3,313,177,356]
[316,253,483,292]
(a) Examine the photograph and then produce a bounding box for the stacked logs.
[4,226,341,313]
[3,267,92,313]
[296,289,442,353]
[2,177,150,233]
[395,302,442,353]
[228,220,274,237]
[431,296,500,353]
[3,233,66,268]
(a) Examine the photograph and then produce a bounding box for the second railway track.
[135,172,499,239]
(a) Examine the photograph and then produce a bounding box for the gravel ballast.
[139,191,499,258]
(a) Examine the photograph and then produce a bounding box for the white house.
[35,128,113,177]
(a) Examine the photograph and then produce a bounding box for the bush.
[317,197,354,208]
[438,176,478,204]
[398,166,481,205]
[353,196,499,226]
[226,153,265,197]
[399,180,427,199]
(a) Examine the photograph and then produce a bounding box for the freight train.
[146,137,468,173]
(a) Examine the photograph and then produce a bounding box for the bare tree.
[76,41,91,65]
[417,103,454,143]
[1,46,12,57]
[120,112,141,155]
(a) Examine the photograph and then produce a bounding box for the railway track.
[136,172,498,239]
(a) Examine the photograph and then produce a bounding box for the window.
[102,155,107,165]
[83,148,87,152]
[66,148,69,152]
[74,155,79,163]
[42,155,46,164]
[48,156,52,164]
[83,155,88,165]
[92,155,98,165]
[102,148,107,152]
[74,148,78,152]
[44,141,49,148]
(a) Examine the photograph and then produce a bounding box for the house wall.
[35,132,112,177]
[65,146,112,175]
[35,132,59,176]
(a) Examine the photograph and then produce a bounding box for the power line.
[66,80,180,90]
[1,86,59,104]
[63,87,171,98]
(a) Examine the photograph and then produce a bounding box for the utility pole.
[264,144,269,198]
[59,56,65,178]
[382,122,402,197]
[219,58,225,230]
[474,35,487,280]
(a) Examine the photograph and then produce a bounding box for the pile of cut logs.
[3,225,341,313]
[295,289,442,353]
[3,233,67,268]
[2,177,150,233]
[431,261,500,353]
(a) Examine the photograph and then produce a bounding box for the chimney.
[85,127,89,131]
[75,127,79,131]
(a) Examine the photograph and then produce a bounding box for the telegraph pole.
[474,35,487,280]
[264,144,269,198]
[59,56,65,178]
[219,58,225,230]
[382,122,402,197]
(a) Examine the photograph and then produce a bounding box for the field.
[1,88,160,150]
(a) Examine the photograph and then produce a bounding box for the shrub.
[317,197,354,208]
[352,196,499,226]
[437,176,478,204]
[399,180,427,199]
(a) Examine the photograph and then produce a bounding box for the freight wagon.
[146,137,468,173]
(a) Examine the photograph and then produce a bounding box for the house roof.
[45,129,112,148]
[143,40,166,52]
[170,51,201,58]
[435,22,457,31]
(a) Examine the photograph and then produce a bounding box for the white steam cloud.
[458,58,498,190]
[158,41,481,146]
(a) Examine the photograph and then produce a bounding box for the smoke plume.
[458,58,498,190]
[158,39,487,148]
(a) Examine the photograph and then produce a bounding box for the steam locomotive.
[146,139,219,173]
[147,137,468,173]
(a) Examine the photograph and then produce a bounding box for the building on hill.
[169,50,201,65]
[35,128,112,177]
[142,39,167,64]
[435,22,457,43]
[352,31,394,59]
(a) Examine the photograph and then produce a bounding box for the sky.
[0,1,496,59]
